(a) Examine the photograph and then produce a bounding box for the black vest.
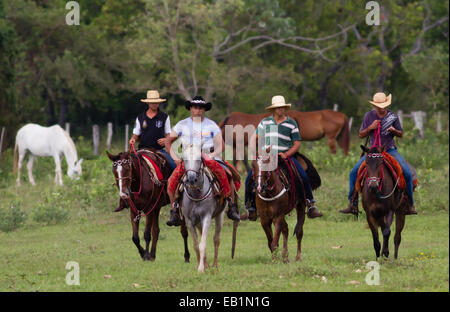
[137,109,168,150]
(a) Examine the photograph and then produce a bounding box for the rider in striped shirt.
[245,95,323,220]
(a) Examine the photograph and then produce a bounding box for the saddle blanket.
[355,151,418,192]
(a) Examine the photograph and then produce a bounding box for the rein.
[365,152,399,200]
[127,144,166,222]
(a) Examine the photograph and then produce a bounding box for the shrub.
[32,192,69,225]
[0,201,27,232]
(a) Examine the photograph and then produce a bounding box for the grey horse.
[180,144,228,272]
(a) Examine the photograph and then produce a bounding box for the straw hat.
[369,92,392,108]
[141,90,166,103]
[265,95,292,110]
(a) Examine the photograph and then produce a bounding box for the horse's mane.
[60,127,78,160]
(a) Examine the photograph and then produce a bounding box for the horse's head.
[252,146,277,194]
[107,150,133,199]
[182,144,204,187]
[361,145,386,193]
[67,159,83,180]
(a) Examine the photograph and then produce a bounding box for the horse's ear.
[381,144,386,153]
[360,145,369,153]
[78,158,83,165]
[106,151,118,161]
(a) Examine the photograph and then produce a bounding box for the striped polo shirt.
[256,116,301,153]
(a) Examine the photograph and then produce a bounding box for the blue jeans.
[159,149,176,173]
[245,157,315,205]
[348,148,414,205]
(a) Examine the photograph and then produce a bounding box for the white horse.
[14,123,83,186]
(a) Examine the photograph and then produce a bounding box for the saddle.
[355,152,418,192]
[137,149,170,183]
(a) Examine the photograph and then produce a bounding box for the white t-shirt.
[172,117,221,151]
[132,115,171,136]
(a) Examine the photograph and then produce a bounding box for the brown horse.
[360,145,408,259]
[219,110,350,171]
[251,149,307,262]
[107,148,190,262]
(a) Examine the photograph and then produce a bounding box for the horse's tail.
[231,220,238,259]
[13,142,18,174]
[218,115,230,141]
[337,115,350,156]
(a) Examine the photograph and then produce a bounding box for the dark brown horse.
[107,148,190,262]
[251,149,307,262]
[360,145,408,259]
[219,110,350,172]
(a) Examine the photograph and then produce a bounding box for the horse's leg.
[381,210,394,258]
[366,214,381,259]
[295,204,306,261]
[142,214,153,261]
[394,209,406,259]
[271,216,284,261]
[53,153,63,186]
[243,147,251,173]
[131,215,145,259]
[16,150,26,186]
[27,154,36,186]
[213,212,224,270]
[325,134,337,154]
[148,212,160,261]
[280,217,289,263]
[198,216,212,273]
[188,225,200,266]
[260,216,273,253]
[180,221,190,263]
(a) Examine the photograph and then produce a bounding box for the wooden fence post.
[411,111,426,139]
[348,117,353,131]
[436,111,442,133]
[107,122,113,151]
[93,125,100,155]
[65,122,70,135]
[397,110,403,128]
[333,103,339,111]
[125,124,129,152]
[0,127,5,161]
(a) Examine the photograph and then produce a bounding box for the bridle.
[182,158,213,202]
[365,151,399,199]
[112,158,133,183]
[254,156,288,202]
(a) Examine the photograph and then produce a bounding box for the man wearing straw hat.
[340,92,417,215]
[114,90,176,212]
[245,95,323,219]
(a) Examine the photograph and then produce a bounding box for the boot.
[227,200,240,221]
[114,198,128,212]
[405,202,418,215]
[166,202,181,226]
[339,196,359,216]
[307,200,323,218]
[245,194,257,221]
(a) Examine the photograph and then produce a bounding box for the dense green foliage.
[0,0,448,145]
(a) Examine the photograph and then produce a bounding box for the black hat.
[185,96,212,111]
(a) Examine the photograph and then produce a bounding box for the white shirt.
[172,117,221,151]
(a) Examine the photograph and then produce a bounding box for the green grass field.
[0,126,448,292]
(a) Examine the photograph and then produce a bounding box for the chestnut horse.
[107,148,190,262]
[219,110,350,172]
[360,145,409,259]
[252,150,307,262]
